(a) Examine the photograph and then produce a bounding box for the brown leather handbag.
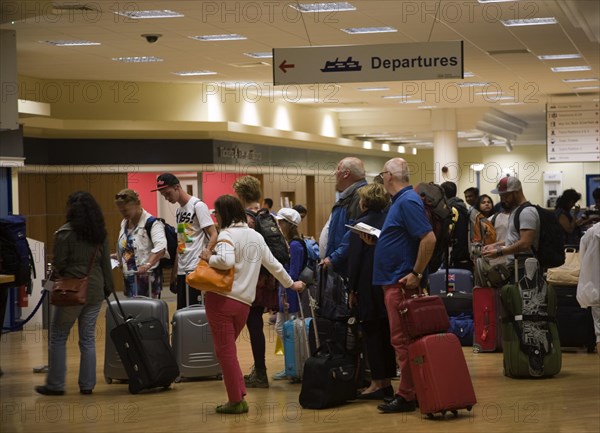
[186,240,234,293]
[50,247,99,307]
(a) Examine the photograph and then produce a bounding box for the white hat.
[276,208,301,226]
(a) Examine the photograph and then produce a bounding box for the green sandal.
[216,400,249,414]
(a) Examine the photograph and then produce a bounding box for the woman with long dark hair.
[35,191,113,396]
[555,189,585,245]
[476,194,495,218]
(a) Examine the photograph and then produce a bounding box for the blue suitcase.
[429,269,473,295]
[283,316,312,381]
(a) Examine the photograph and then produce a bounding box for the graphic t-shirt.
[176,197,214,274]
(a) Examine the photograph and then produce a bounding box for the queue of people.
[32,162,599,417]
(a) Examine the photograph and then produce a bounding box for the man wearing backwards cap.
[152,173,218,309]
[482,176,540,272]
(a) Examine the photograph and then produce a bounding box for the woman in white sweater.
[199,195,305,414]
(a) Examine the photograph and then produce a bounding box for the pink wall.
[127,171,246,218]
[201,172,245,209]
[127,172,158,215]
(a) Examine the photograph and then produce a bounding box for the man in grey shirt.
[483,177,539,271]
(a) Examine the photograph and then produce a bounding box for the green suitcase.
[500,263,562,378]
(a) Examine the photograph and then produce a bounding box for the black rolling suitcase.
[553,284,596,352]
[105,292,179,394]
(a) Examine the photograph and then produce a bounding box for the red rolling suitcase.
[408,333,477,418]
[473,286,502,352]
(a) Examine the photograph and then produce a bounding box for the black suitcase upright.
[106,293,179,394]
[552,284,596,353]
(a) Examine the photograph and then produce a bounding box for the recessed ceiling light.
[400,100,424,104]
[381,143,390,152]
[290,2,356,13]
[114,10,183,19]
[501,17,557,27]
[357,87,390,91]
[244,52,273,59]
[397,145,405,153]
[342,26,397,34]
[382,95,408,99]
[551,66,592,72]
[362,141,372,149]
[190,34,247,41]
[172,70,217,76]
[112,56,163,63]
[562,78,598,83]
[573,86,600,90]
[418,106,436,109]
[538,54,582,60]
[458,82,490,87]
[41,40,100,46]
[464,72,475,78]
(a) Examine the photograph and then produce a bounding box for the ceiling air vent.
[487,49,531,56]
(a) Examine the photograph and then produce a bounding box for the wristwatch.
[411,270,423,279]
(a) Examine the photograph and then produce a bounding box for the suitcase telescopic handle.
[104,290,128,326]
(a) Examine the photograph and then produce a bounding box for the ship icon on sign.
[321,57,362,72]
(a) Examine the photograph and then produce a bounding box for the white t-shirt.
[176,197,214,274]
[506,206,540,264]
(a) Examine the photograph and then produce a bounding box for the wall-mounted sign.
[547,102,599,163]
[273,41,463,85]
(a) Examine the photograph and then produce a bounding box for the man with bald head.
[371,158,436,413]
[320,157,368,277]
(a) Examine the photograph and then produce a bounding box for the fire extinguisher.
[18,284,29,307]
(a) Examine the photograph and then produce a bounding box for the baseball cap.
[275,208,301,226]
[491,176,522,195]
[151,173,180,191]
[115,188,140,203]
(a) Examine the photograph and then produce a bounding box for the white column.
[431,109,459,183]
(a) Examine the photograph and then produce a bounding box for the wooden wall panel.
[18,172,127,292]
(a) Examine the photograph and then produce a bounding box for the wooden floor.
[1,297,599,433]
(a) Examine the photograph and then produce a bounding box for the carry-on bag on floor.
[171,304,222,380]
[472,286,502,353]
[500,258,562,378]
[408,333,477,418]
[448,313,474,346]
[552,284,596,352]
[105,292,179,393]
[298,340,356,409]
[283,292,312,381]
[104,295,170,383]
[429,268,474,295]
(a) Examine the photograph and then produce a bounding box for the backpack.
[468,209,497,260]
[144,216,178,268]
[414,182,453,273]
[0,215,36,287]
[513,202,565,269]
[304,238,320,266]
[246,209,290,265]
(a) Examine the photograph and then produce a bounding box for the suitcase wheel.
[105,377,113,384]
[174,376,182,383]
[216,374,223,380]
[451,410,458,418]
[427,413,434,420]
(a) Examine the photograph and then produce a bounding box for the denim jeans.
[46,302,102,392]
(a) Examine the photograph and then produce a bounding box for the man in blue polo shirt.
[372,157,436,414]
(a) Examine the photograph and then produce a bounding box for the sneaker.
[216,400,249,414]
[244,368,269,388]
[243,365,256,381]
[272,369,288,380]
[35,385,65,396]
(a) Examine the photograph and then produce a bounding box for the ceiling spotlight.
[481,135,492,146]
